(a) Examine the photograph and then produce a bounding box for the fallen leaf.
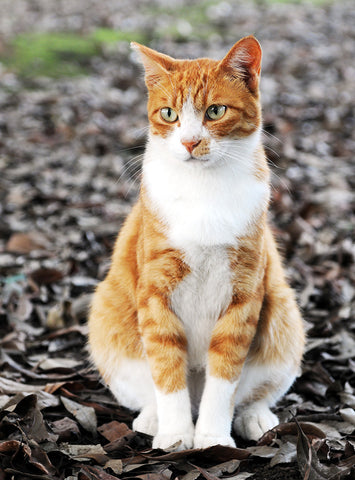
[98,420,131,442]
[61,396,97,435]
[30,267,64,285]
[0,377,45,394]
[247,445,279,458]
[13,394,57,443]
[78,465,120,480]
[227,473,254,480]
[60,443,107,463]
[150,445,250,463]
[6,231,50,253]
[104,458,123,474]
[190,464,219,480]
[51,416,80,441]
[38,357,82,371]
[207,459,241,476]
[270,441,297,467]
[339,408,355,426]
[295,416,344,480]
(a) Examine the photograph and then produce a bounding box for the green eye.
[206,105,226,120]
[160,107,178,123]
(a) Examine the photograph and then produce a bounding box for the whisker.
[116,154,144,185]
[264,145,281,160]
[117,144,146,155]
[261,128,282,144]
[124,170,142,197]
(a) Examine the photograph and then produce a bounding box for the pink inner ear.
[131,42,175,88]
[239,37,262,75]
[221,36,262,92]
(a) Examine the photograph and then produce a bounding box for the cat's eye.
[160,107,178,123]
[206,105,227,120]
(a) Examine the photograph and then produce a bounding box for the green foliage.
[1,29,147,79]
[91,28,146,44]
[0,0,332,79]
[4,32,99,78]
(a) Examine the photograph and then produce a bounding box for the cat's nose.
[181,139,201,154]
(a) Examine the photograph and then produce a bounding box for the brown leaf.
[60,443,107,464]
[247,445,279,458]
[0,440,23,453]
[78,465,120,480]
[6,231,50,253]
[30,267,64,285]
[190,463,221,480]
[0,377,45,394]
[14,394,58,443]
[61,396,97,435]
[295,417,344,480]
[98,420,132,442]
[150,445,250,463]
[207,459,241,476]
[51,416,80,441]
[269,441,297,467]
[103,458,123,475]
[258,421,326,445]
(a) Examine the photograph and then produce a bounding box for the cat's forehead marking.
[172,60,213,111]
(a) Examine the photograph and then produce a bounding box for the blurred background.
[0,0,353,325]
[0,0,354,476]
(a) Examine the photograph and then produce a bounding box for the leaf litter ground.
[0,0,354,478]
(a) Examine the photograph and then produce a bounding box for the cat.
[88,36,305,451]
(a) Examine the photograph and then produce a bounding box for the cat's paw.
[153,433,194,451]
[194,434,236,449]
[132,405,158,436]
[234,404,278,441]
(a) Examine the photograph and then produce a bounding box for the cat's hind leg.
[89,277,158,437]
[109,358,158,437]
[233,283,305,441]
[233,361,295,441]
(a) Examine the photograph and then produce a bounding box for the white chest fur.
[142,128,269,369]
[142,129,270,249]
[170,245,233,370]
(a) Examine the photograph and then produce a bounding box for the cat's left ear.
[131,42,175,88]
[220,36,262,94]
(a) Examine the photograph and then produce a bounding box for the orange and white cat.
[89,36,305,451]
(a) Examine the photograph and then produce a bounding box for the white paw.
[194,434,236,449]
[132,406,158,436]
[153,433,194,451]
[234,404,278,441]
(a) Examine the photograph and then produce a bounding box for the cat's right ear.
[220,36,262,94]
[131,42,175,88]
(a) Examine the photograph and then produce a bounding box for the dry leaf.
[6,231,50,253]
[269,441,297,467]
[61,396,97,435]
[104,459,123,474]
[98,420,131,442]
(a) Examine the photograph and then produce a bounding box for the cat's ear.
[220,36,262,94]
[131,42,175,88]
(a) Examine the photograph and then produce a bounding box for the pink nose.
[181,139,201,154]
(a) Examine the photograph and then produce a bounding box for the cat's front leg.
[138,281,194,451]
[194,300,260,449]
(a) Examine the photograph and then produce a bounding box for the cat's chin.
[185,156,210,164]
[182,155,219,168]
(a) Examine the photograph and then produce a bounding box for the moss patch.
[1,29,147,79]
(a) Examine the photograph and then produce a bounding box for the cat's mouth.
[185,155,210,163]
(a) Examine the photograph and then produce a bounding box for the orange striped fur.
[89,36,305,450]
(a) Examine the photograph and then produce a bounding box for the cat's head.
[132,36,262,169]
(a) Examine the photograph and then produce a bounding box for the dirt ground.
[0,1,354,479]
